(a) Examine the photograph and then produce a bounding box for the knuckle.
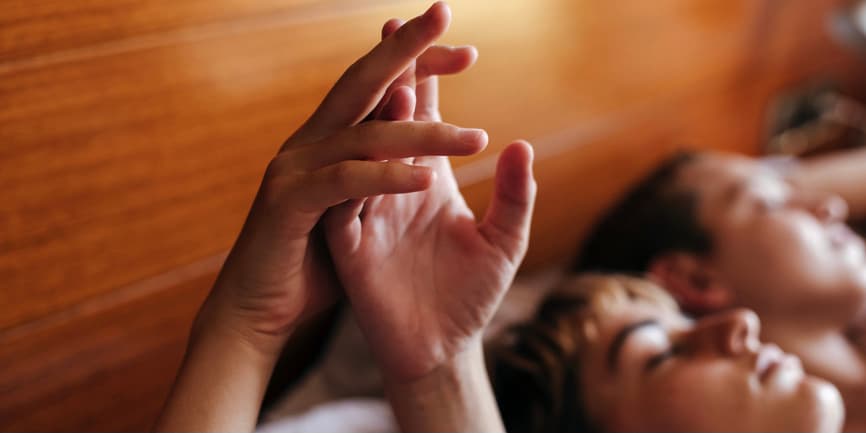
[391,23,411,45]
[380,163,400,183]
[330,162,355,185]
[352,121,374,145]
[416,61,431,78]
[346,56,377,89]
[259,172,291,209]
[263,158,282,180]
[343,58,365,82]
[428,122,455,143]
[355,122,384,158]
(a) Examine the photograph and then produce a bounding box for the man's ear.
[647,253,734,315]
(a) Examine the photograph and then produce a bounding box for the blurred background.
[2,0,866,430]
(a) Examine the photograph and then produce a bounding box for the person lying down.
[490,274,846,433]
[574,150,866,431]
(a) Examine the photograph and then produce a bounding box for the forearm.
[384,341,504,433]
[154,301,284,432]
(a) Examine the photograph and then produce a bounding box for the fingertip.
[382,18,404,39]
[480,139,536,257]
[458,128,489,154]
[461,45,479,67]
[393,85,415,101]
[446,45,478,73]
[495,140,536,198]
[503,140,534,173]
[478,129,490,152]
[411,165,436,188]
[380,86,416,121]
[423,1,451,35]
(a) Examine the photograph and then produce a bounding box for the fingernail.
[459,128,488,146]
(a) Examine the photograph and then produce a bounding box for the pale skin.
[582,302,844,433]
[647,153,866,432]
[154,2,535,432]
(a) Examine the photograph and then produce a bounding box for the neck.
[760,317,866,433]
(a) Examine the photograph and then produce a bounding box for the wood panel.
[0,0,581,330]
[0,260,215,431]
[3,0,866,431]
[0,0,411,64]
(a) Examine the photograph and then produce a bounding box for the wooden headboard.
[2,0,865,430]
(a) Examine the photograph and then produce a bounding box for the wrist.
[383,339,486,390]
[191,289,293,362]
[157,305,281,432]
[383,340,504,433]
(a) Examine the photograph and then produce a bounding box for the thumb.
[479,140,537,263]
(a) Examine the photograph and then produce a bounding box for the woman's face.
[579,301,844,432]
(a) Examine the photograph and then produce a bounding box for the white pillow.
[257,399,395,433]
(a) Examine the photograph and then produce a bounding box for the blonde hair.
[489,274,678,433]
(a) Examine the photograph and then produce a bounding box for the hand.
[324,8,537,383]
[370,16,477,124]
[200,1,485,356]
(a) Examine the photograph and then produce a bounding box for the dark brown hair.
[573,152,712,274]
[489,274,678,433]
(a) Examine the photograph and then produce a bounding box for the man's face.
[676,154,866,322]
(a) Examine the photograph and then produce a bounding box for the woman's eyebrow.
[607,319,660,373]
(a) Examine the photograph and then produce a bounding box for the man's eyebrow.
[606,319,659,373]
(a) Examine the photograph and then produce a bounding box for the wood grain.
[0,263,215,431]
[0,0,612,330]
[0,0,415,64]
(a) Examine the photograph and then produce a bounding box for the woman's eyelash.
[754,197,785,211]
[645,344,683,372]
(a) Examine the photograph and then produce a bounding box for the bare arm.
[793,147,866,220]
[154,302,282,432]
[154,3,487,430]
[385,342,504,433]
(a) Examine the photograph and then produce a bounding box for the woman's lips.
[829,224,864,252]
[755,344,802,383]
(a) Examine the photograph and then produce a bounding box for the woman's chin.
[801,377,845,433]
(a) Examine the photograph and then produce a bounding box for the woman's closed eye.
[645,343,685,372]
[755,196,790,213]
[756,198,784,212]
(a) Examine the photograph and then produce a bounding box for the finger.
[296,2,450,141]
[479,140,537,262]
[416,46,476,121]
[375,62,417,119]
[379,86,417,121]
[381,17,403,39]
[379,85,417,166]
[352,19,415,226]
[324,199,365,254]
[285,160,435,212]
[370,18,418,121]
[292,121,488,169]
[415,75,441,122]
[416,45,478,81]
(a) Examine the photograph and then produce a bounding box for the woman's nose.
[688,308,761,357]
[811,193,848,223]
